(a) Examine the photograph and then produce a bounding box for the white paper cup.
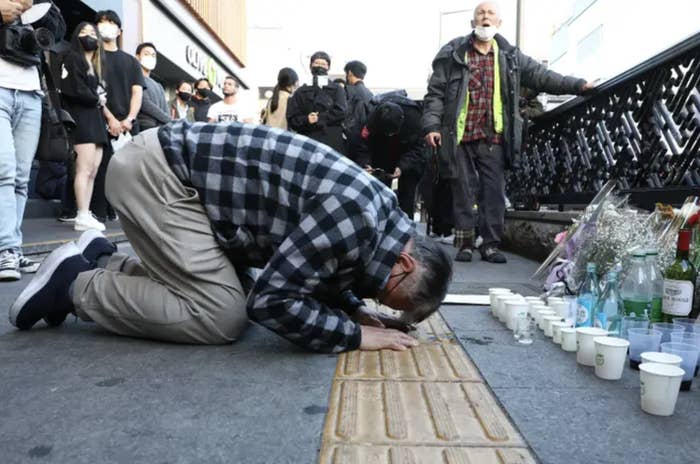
[489,289,512,315]
[524,296,542,305]
[639,362,685,416]
[550,300,570,319]
[496,294,517,322]
[529,303,549,319]
[594,337,630,380]
[505,300,529,331]
[499,296,524,324]
[552,321,569,344]
[536,310,556,329]
[547,297,565,306]
[560,328,577,351]
[543,316,561,338]
[576,327,609,366]
[640,352,682,367]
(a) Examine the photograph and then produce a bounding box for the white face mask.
[474,25,498,42]
[98,23,119,41]
[140,56,157,71]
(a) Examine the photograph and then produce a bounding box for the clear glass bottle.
[576,262,599,327]
[593,271,624,336]
[621,251,651,317]
[645,249,664,323]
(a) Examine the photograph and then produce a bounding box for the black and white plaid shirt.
[158,121,415,353]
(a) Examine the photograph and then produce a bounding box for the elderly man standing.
[423,1,593,263]
[10,121,452,354]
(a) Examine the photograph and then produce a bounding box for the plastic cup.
[536,310,556,329]
[529,303,549,319]
[639,362,685,416]
[672,317,700,334]
[594,337,630,380]
[576,327,609,366]
[651,322,685,344]
[671,331,700,376]
[620,316,649,339]
[661,342,699,391]
[561,327,577,351]
[552,321,569,344]
[640,351,682,367]
[524,296,542,304]
[628,328,662,370]
[489,289,512,315]
[543,316,561,338]
[505,300,529,331]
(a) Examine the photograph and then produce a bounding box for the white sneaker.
[0,249,21,281]
[74,211,106,232]
[439,234,455,245]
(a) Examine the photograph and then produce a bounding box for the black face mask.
[310,66,328,76]
[79,36,99,52]
[177,91,191,102]
[197,88,211,98]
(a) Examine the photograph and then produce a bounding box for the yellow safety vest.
[456,39,504,142]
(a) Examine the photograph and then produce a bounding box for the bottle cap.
[677,229,691,251]
[632,251,646,258]
[586,262,597,271]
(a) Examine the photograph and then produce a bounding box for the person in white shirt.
[207,76,255,123]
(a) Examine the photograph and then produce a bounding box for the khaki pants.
[72,129,248,344]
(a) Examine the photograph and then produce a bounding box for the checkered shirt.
[158,121,415,353]
[462,41,502,144]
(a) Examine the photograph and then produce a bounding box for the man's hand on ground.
[360,325,419,351]
[351,305,385,328]
[375,313,416,333]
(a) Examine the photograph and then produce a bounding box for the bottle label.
[576,295,593,327]
[662,279,695,316]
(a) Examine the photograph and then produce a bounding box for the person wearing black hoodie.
[286,51,347,154]
[356,96,426,218]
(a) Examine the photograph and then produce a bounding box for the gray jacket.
[138,75,171,130]
[422,33,586,177]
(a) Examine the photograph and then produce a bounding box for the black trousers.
[451,141,505,248]
[397,172,421,219]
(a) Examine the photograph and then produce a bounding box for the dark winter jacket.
[422,33,586,177]
[356,96,426,177]
[286,81,347,154]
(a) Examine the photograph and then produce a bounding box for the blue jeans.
[0,87,42,252]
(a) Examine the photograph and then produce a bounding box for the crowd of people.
[3,1,592,354]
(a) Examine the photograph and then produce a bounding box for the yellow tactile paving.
[319,445,536,464]
[319,312,537,463]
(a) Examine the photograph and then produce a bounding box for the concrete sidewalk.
[20,218,127,256]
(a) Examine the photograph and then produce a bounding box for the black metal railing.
[511,31,700,211]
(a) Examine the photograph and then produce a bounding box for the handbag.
[35,55,75,162]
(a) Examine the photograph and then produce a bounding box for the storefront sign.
[185,44,227,90]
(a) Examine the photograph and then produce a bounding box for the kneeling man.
[10,121,452,353]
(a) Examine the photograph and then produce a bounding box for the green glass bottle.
[662,229,697,322]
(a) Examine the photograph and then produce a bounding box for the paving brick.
[318,445,537,464]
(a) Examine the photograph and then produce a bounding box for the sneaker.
[43,230,117,327]
[480,246,507,264]
[0,250,21,281]
[74,211,106,232]
[455,247,473,262]
[18,255,40,274]
[439,234,455,245]
[9,242,91,330]
[77,229,117,265]
[57,213,76,223]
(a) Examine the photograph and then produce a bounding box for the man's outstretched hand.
[360,325,419,351]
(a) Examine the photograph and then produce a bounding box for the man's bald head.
[472,1,502,29]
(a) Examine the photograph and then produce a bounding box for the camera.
[0,24,55,67]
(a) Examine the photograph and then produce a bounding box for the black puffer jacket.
[422,33,586,177]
